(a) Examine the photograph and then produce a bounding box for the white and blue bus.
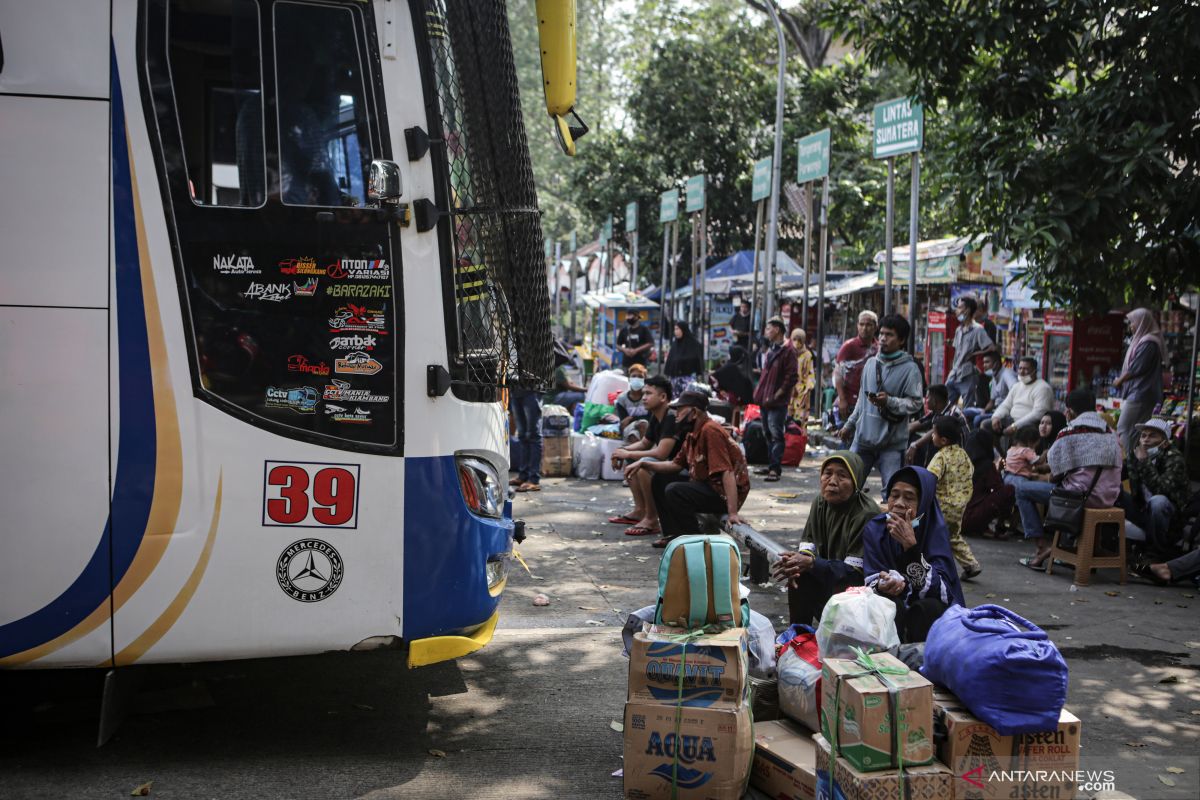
[0,0,562,676]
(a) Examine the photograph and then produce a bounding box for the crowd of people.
[519,302,1196,643]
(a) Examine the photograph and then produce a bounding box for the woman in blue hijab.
[863,465,966,643]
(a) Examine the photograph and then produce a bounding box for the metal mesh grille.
[422,0,553,392]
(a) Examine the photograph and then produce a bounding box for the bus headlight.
[456,456,504,518]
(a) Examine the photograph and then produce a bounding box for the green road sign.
[599,216,613,244]
[625,201,638,233]
[686,174,706,213]
[569,230,577,253]
[873,98,923,159]
[659,189,679,223]
[796,128,831,183]
[544,239,552,260]
[752,157,772,202]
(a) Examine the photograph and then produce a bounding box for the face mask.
[984,369,995,377]
[956,313,967,322]
[1146,445,1162,458]
[1020,374,1035,385]
[629,378,645,391]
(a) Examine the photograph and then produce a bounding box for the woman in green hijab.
[773,451,880,625]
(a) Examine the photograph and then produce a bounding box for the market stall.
[579,290,661,370]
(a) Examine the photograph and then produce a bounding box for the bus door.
[143,0,401,450]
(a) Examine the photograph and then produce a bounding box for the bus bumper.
[406,608,500,668]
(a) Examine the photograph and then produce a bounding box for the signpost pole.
[750,200,764,341]
[884,156,895,318]
[690,212,699,326]
[569,249,577,343]
[553,241,562,339]
[815,176,830,422]
[670,221,679,335]
[700,205,709,374]
[630,230,638,290]
[658,224,670,365]
[762,0,786,325]
[908,153,920,352]
[802,182,812,332]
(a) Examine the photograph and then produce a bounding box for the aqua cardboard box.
[623,700,753,799]
[628,628,748,709]
[751,719,817,800]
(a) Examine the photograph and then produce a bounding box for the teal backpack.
[654,535,749,630]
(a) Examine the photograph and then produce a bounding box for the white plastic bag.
[585,369,629,406]
[572,434,604,480]
[777,646,822,731]
[816,587,900,660]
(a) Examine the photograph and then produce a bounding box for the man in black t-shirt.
[607,376,681,536]
[731,300,752,351]
[617,311,653,368]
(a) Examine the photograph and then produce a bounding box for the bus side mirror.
[368,160,402,204]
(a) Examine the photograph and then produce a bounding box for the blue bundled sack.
[922,604,1067,735]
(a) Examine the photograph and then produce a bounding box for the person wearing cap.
[616,310,653,368]
[772,452,878,625]
[628,390,751,548]
[1120,417,1189,555]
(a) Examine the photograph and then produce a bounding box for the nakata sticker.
[278,257,323,276]
[326,258,391,281]
[293,277,319,297]
[213,254,261,275]
[322,379,388,404]
[287,354,331,376]
[264,386,318,413]
[334,351,383,376]
[329,334,378,351]
[327,284,391,299]
[328,304,388,334]
[263,461,361,529]
[243,281,292,302]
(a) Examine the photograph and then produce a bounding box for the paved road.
[2,449,1198,798]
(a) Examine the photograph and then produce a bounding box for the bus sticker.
[263,461,361,528]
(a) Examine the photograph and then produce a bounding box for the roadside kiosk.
[581,291,661,370]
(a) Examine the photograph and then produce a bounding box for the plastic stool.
[1047,507,1127,586]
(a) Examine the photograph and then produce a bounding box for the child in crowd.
[927,417,983,579]
[1003,425,1042,485]
[906,383,969,467]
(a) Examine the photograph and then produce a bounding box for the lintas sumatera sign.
[873,98,923,159]
[751,157,772,202]
[659,188,680,223]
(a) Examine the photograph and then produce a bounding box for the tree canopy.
[824,0,1200,308]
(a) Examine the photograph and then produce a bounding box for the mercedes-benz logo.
[276,539,344,602]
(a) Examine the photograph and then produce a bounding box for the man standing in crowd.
[833,310,879,421]
[731,299,753,352]
[946,295,996,405]
[630,391,750,549]
[990,357,1055,440]
[1015,389,1122,569]
[617,310,653,368]
[753,317,799,483]
[607,375,681,538]
[1121,418,1189,555]
[966,352,1018,430]
[838,315,924,489]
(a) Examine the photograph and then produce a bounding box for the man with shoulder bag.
[837,315,924,492]
[1015,389,1122,569]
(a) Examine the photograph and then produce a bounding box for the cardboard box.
[623,700,753,799]
[933,689,1080,800]
[628,628,748,709]
[819,653,934,772]
[814,734,952,800]
[751,719,817,800]
[541,435,572,477]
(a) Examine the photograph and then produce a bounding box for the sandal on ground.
[608,514,640,525]
[508,476,524,487]
[1018,555,1048,571]
[516,482,541,492]
[753,467,772,476]
[625,526,660,537]
[651,537,671,549]
[764,472,781,482]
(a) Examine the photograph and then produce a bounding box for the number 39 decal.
[263,461,361,528]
